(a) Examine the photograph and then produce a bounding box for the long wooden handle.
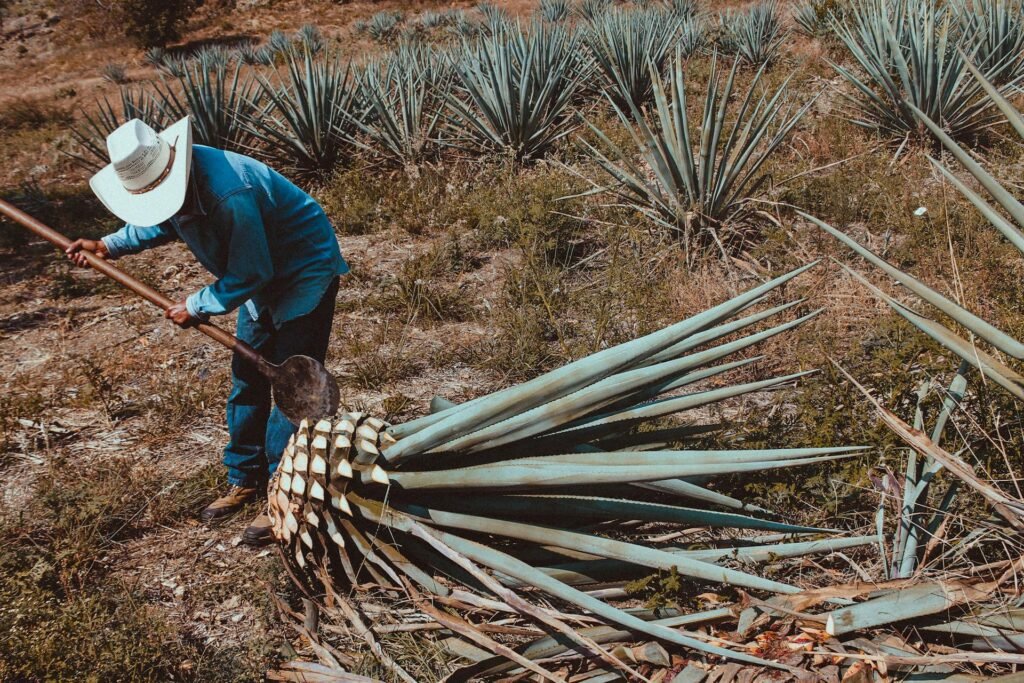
[0,198,269,372]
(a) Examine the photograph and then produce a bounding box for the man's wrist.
[185,294,206,320]
[100,236,119,259]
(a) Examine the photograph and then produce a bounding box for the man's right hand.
[65,239,111,267]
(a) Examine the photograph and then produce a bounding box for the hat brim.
[90,116,193,227]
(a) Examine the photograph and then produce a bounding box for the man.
[67,116,348,546]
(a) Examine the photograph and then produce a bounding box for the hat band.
[126,137,177,195]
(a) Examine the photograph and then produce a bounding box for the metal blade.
[271,355,340,424]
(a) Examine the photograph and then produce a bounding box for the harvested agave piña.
[269,263,873,677]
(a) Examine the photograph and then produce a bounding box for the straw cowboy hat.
[89,116,193,227]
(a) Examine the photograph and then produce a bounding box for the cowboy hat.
[89,116,193,227]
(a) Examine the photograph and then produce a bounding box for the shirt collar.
[177,174,207,221]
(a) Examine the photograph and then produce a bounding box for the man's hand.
[165,301,198,328]
[65,239,111,267]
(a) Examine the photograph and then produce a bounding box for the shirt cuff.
[101,235,124,259]
[185,292,209,320]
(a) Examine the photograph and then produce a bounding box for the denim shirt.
[101,145,349,328]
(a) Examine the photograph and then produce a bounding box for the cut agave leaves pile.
[264,263,898,680]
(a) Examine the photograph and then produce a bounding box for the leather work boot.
[200,485,259,523]
[242,513,274,547]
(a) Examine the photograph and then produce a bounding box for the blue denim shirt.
[101,145,349,327]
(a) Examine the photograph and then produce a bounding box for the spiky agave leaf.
[538,0,571,22]
[366,11,404,42]
[143,46,166,67]
[244,46,362,181]
[354,42,451,167]
[67,87,167,170]
[577,50,812,266]
[235,41,275,67]
[418,10,446,30]
[829,0,1014,144]
[446,9,483,38]
[718,0,787,65]
[577,0,614,22]
[268,263,873,673]
[152,57,261,151]
[793,0,845,35]
[583,7,684,111]
[444,20,585,161]
[477,1,510,32]
[665,0,700,19]
[952,0,1024,84]
[268,28,293,56]
[809,62,1024,603]
[294,24,325,56]
[679,15,710,56]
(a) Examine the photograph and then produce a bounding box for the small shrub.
[116,0,196,48]
[377,241,474,323]
[0,98,71,132]
[340,325,421,389]
[101,63,130,84]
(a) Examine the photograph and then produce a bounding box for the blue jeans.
[224,278,339,487]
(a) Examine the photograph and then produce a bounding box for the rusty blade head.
[271,355,340,425]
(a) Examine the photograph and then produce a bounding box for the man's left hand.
[166,301,198,328]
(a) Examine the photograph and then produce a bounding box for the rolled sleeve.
[101,223,177,258]
[186,190,274,318]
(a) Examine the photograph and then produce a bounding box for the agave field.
[6,0,1024,680]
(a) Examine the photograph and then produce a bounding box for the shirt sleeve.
[185,190,274,319]
[101,223,177,258]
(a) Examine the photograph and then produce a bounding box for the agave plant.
[793,0,844,35]
[477,1,510,28]
[355,43,451,168]
[538,0,571,22]
[419,9,446,29]
[268,29,293,56]
[236,41,275,66]
[665,0,699,19]
[295,24,324,55]
[446,9,482,38]
[143,46,166,67]
[584,7,684,111]
[830,0,1013,145]
[953,0,1024,83]
[577,0,614,22]
[808,63,1024,640]
[192,44,233,71]
[152,58,261,151]
[157,55,189,78]
[445,21,585,161]
[679,15,710,56]
[718,0,787,65]
[67,88,166,170]
[269,264,876,678]
[578,51,812,266]
[245,47,362,181]
[365,10,403,42]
